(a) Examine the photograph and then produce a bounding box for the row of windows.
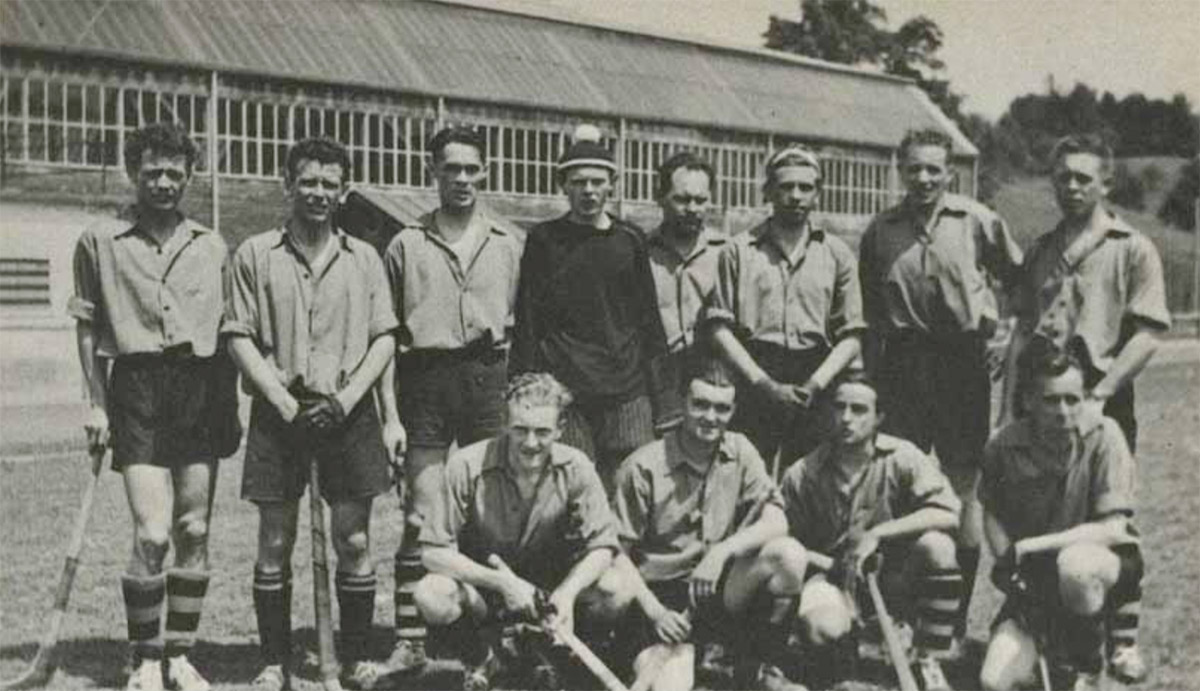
[0,73,944,214]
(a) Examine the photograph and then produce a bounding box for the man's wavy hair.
[124,122,198,179]
[284,137,351,184]
[506,372,574,413]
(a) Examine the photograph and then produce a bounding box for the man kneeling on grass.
[413,372,619,691]
[602,358,810,691]
[781,370,962,691]
[979,340,1143,691]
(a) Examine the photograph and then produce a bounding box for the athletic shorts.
[560,393,654,472]
[878,330,990,470]
[240,395,392,503]
[626,561,737,651]
[109,350,219,471]
[993,542,1143,670]
[732,341,831,466]
[397,343,507,449]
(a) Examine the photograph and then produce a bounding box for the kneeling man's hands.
[489,554,540,621]
[547,590,577,637]
[845,529,880,577]
[689,545,729,606]
[648,604,691,644]
[84,404,110,452]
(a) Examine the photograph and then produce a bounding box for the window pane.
[47,81,65,120]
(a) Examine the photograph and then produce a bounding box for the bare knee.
[798,582,852,646]
[580,565,636,621]
[414,574,464,626]
[1057,544,1118,615]
[133,525,171,572]
[757,537,807,593]
[913,530,958,569]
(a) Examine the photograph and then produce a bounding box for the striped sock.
[953,546,980,639]
[395,549,427,649]
[915,567,962,655]
[252,567,292,665]
[164,569,210,657]
[336,570,377,664]
[122,573,166,661]
[1108,586,1141,650]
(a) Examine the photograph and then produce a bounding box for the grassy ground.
[1,355,1197,690]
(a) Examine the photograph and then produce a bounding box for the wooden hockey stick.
[310,459,345,691]
[1,446,106,690]
[866,568,920,691]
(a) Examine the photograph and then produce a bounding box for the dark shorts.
[109,351,220,471]
[993,542,1143,670]
[878,331,990,469]
[732,342,831,468]
[560,393,654,475]
[241,396,392,503]
[626,561,737,652]
[398,344,508,449]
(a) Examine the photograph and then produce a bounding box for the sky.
[508,0,1200,121]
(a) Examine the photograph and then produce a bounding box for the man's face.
[1052,153,1108,221]
[132,151,190,214]
[433,142,486,211]
[682,379,736,445]
[660,168,711,238]
[767,165,820,223]
[507,402,562,466]
[563,166,614,221]
[287,159,346,226]
[900,144,951,207]
[830,382,881,448]
[1028,368,1085,434]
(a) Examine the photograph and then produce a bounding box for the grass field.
[2,353,1197,691]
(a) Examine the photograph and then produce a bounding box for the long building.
[0,0,977,318]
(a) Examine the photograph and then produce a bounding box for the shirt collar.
[115,210,210,238]
[273,226,356,252]
[648,226,726,259]
[417,210,512,239]
[749,218,826,250]
[1007,413,1105,450]
[481,439,574,475]
[664,428,737,474]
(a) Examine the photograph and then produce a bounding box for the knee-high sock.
[954,546,980,639]
[337,570,377,664]
[1108,583,1142,651]
[394,534,427,649]
[123,574,166,661]
[916,567,962,656]
[252,566,292,665]
[165,569,210,658]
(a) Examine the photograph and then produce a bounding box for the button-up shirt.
[1014,207,1171,372]
[613,429,782,582]
[703,219,865,351]
[859,192,1022,336]
[222,228,398,395]
[383,211,523,352]
[420,438,620,590]
[68,213,226,358]
[980,415,1137,544]
[781,434,961,558]
[647,227,727,353]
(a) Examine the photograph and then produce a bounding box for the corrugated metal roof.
[0,0,977,155]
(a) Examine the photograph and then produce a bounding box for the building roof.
[0,0,977,156]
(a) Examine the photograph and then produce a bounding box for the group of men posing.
[71,119,1169,691]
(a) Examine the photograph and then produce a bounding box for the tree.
[1108,162,1146,211]
[1159,158,1198,232]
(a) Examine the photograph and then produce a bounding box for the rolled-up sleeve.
[1126,235,1171,332]
[1091,419,1136,519]
[570,460,621,556]
[68,230,101,323]
[901,450,962,519]
[419,455,470,551]
[979,211,1023,292]
[364,250,399,340]
[737,441,784,529]
[612,459,650,547]
[828,240,866,341]
[222,242,261,339]
[702,244,742,333]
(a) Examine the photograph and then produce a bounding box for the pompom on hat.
[557,124,617,175]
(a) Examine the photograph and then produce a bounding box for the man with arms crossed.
[704,146,864,467]
[1000,134,1168,682]
[604,358,810,691]
[224,138,399,690]
[512,127,674,488]
[646,151,727,410]
[859,129,1023,645]
[380,125,524,676]
[412,373,618,691]
[782,371,962,691]
[980,342,1143,691]
[71,122,229,691]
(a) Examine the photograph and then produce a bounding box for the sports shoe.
[251,664,289,691]
[165,655,211,691]
[342,660,385,690]
[126,658,164,691]
[912,653,951,691]
[462,647,505,691]
[1109,643,1148,683]
[756,663,809,691]
[384,639,428,676]
[1071,670,1106,691]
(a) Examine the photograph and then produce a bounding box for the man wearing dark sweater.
[512,126,675,487]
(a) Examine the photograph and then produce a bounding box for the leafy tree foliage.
[1158,158,1198,231]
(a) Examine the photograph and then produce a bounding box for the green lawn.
[2,359,1198,690]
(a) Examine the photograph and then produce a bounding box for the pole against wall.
[209,71,220,235]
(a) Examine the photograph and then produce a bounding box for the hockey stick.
[866,567,919,691]
[1010,573,1053,691]
[309,459,345,691]
[1,446,107,690]
[488,555,630,691]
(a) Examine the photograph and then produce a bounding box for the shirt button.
[163,305,170,311]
